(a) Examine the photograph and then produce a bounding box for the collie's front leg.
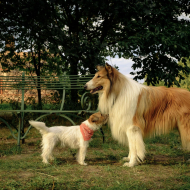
[122,152,131,162]
[123,126,145,167]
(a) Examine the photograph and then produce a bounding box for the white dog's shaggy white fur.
[29,112,108,165]
[85,63,190,167]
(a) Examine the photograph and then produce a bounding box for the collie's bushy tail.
[29,120,49,135]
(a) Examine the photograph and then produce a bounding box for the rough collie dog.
[29,112,108,165]
[84,63,190,167]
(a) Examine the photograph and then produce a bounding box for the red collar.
[80,123,94,141]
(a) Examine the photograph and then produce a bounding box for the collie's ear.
[105,62,112,74]
[96,65,104,71]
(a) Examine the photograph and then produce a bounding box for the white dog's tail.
[29,120,50,135]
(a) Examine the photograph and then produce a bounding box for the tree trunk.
[88,63,96,74]
[37,88,42,109]
[69,59,78,103]
[33,47,42,109]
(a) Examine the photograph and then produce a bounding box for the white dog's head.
[87,112,109,130]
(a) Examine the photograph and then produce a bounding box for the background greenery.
[1,0,190,85]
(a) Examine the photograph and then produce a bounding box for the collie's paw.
[122,157,130,162]
[123,162,137,167]
[42,161,49,164]
[79,162,88,166]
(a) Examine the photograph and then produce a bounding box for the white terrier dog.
[29,112,108,165]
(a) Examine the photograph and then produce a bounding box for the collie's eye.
[97,75,100,78]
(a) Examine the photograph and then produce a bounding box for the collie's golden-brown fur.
[85,63,190,167]
[133,87,190,150]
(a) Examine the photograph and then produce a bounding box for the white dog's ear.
[96,65,104,71]
[105,62,112,74]
[91,115,99,123]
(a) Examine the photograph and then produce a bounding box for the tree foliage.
[0,0,190,89]
[177,58,190,90]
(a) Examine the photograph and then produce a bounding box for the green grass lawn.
[0,123,190,190]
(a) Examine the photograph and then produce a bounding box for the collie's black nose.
[84,85,87,89]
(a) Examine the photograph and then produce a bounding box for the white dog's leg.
[41,135,57,164]
[123,126,145,167]
[76,146,87,166]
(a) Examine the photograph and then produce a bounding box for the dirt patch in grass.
[18,171,34,179]
[82,165,103,174]
[7,154,31,160]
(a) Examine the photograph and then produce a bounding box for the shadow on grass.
[45,150,190,167]
[51,154,120,166]
[144,153,190,166]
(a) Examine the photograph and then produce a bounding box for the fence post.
[17,73,25,151]
[21,73,25,144]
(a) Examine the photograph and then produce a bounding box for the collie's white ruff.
[85,63,190,167]
[29,112,108,165]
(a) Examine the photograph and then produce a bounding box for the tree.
[1,0,190,95]
[127,1,190,87]
[0,34,64,108]
[176,58,190,90]
[0,0,65,107]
